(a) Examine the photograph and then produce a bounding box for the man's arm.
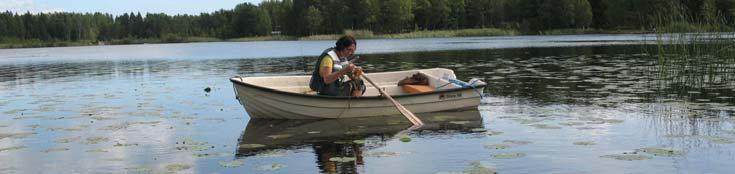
[320,57,354,84]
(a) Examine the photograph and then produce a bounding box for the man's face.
[340,44,356,58]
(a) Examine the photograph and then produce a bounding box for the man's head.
[335,35,356,59]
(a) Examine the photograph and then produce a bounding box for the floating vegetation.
[176,137,208,145]
[637,147,685,157]
[365,151,399,158]
[485,131,504,136]
[42,147,70,153]
[399,136,412,142]
[113,142,139,147]
[702,136,735,144]
[176,145,212,151]
[0,132,35,139]
[484,144,511,150]
[465,161,497,174]
[55,136,81,144]
[267,134,292,139]
[86,149,108,153]
[307,131,321,134]
[575,126,599,130]
[256,164,286,171]
[503,140,532,145]
[106,158,125,161]
[573,141,596,146]
[84,137,110,144]
[0,146,26,152]
[450,121,471,125]
[255,149,288,157]
[529,124,562,129]
[125,167,153,173]
[600,153,652,161]
[240,144,266,149]
[218,160,244,168]
[492,152,526,159]
[470,128,487,132]
[165,164,191,172]
[329,157,357,162]
[559,122,585,126]
[353,140,366,144]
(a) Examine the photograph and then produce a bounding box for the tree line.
[1,0,734,43]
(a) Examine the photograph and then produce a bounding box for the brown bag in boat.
[398,73,429,86]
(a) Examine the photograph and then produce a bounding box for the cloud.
[0,0,63,14]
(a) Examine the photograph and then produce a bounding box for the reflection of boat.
[230,68,486,119]
[236,111,484,157]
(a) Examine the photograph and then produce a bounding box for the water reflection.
[236,111,482,173]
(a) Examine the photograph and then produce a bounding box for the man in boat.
[309,35,366,96]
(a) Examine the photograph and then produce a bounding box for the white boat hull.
[231,68,485,119]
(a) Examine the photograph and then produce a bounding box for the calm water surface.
[1,35,734,173]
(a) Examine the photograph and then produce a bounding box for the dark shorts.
[337,79,366,96]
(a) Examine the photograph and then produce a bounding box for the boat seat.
[401,84,434,94]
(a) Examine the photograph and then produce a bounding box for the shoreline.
[0,28,651,49]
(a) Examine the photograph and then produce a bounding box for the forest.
[1,0,733,45]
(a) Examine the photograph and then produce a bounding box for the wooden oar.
[361,74,424,126]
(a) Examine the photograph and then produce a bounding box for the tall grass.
[651,13,735,92]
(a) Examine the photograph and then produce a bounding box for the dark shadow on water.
[236,111,482,173]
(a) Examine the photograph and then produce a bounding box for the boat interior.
[233,69,471,96]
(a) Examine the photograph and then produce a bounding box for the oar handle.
[361,74,424,126]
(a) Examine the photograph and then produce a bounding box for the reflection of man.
[314,142,364,173]
[309,35,366,96]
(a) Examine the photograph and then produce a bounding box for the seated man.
[309,35,366,96]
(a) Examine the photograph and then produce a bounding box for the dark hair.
[335,35,356,51]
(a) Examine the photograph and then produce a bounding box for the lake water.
[1,34,734,173]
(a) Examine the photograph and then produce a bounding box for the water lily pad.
[637,147,685,156]
[450,121,471,125]
[600,154,652,161]
[529,124,562,129]
[165,164,190,172]
[492,152,526,159]
[86,149,108,153]
[484,144,511,150]
[84,137,110,144]
[329,157,357,162]
[470,128,487,132]
[365,151,399,158]
[503,140,531,145]
[256,164,286,171]
[240,144,266,149]
[485,131,504,136]
[256,149,288,157]
[267,134,292,139]
[176,137,208,145]
[125,167,153,173]
[218,160,244,168]
[113,142,139,147]
[573,141,596,146]
[559,122,585,126]
[42,147,70,153]
[0,146,26,152]
[703,136,735,144]
[399,136,412,142]
[55,136,81,144]
[466,161,497,174]
[0,132,35,139]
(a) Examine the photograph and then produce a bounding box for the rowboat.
[230,68,486,119]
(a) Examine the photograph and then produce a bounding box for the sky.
[0,0,264,15]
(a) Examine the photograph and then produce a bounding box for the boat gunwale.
[230,76,486,100]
